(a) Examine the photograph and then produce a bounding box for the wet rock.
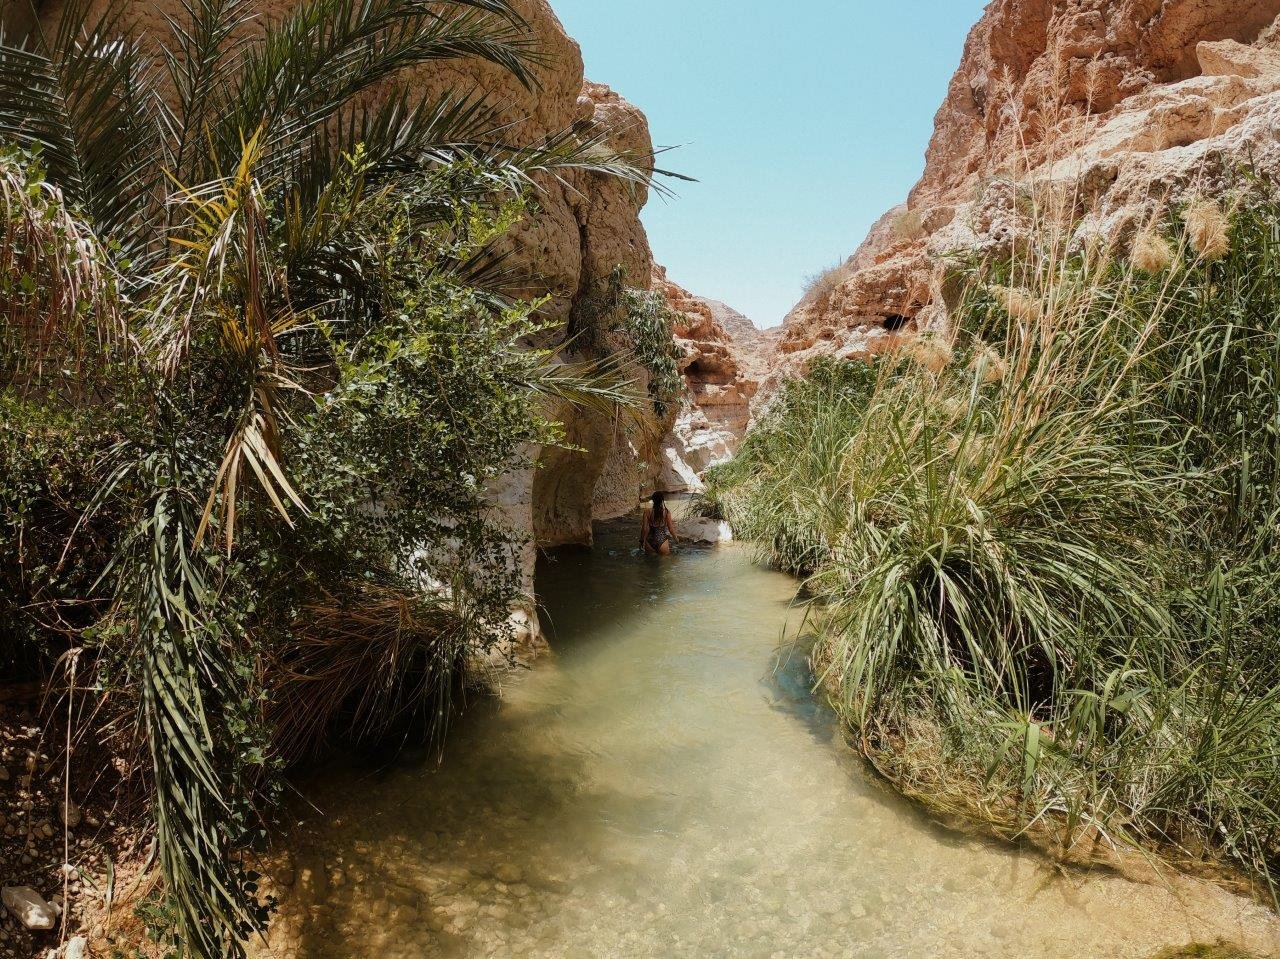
[678,516,733,545]
[2,886,56,930]
[494,864,523,884]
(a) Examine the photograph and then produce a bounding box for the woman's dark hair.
[651,491,665,519]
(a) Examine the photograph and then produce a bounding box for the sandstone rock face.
[651,267,766,487]
[777,0,1280,377]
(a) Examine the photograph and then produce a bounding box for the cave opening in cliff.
[882,313,911,331]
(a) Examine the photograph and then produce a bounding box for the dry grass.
[1131,230,1176,273]
[269,585,471,763]
[888,206,925,242]
[1185,199,1232,261]
[802,262,847,305]
[0,154,126,386]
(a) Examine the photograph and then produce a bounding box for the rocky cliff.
[650,267,765,489]
[777,0,1280,373]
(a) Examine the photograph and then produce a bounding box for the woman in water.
[641,491,680,555]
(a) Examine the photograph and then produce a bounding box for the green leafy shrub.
[565,265,683,419]
[620,287,684,418]
[0,1,663,955]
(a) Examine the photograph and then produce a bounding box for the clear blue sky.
[552,0,989,327]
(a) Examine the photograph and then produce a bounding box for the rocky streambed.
[248,517,1280,959]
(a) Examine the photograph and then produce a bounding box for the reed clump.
[705,182,1280,897]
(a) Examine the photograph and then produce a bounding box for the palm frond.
[452,127,690,200]
[155,137,312,548]
[0,0,165,261]
[436,244,531,298]
[286,88,506,207]
[212,0,537,181]
[161,0,257,184]
[519,347,644,420]
[196,373,310,553]
[117,449,262,959]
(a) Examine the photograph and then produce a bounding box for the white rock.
[679,516,733,545]
[2,885,57,930]
[64,935,89,959]
[658,443,703,494]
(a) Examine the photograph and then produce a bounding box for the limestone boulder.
[2,885,56,930]
[678,516,733,545]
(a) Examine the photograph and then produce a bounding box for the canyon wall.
[776,0,1280,376]
[651,267,766,490]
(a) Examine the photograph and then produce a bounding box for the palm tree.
[0,1,672,954]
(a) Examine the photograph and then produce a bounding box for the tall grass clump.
[706,180,1280,894]
[706,357,879,575]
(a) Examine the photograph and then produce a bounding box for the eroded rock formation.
[650,267,765,489]
[777,0,1280,376]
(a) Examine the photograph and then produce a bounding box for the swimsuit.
[647,508,671,549]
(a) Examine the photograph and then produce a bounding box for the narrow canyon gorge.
[4,1,1280,957]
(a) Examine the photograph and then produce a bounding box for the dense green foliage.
[619,287,684,418]
[0,1,666,955]
[567,265,684,418]
[706,186,1280,894]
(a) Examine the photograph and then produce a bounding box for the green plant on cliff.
[566,265,683,419]
[620,286,683,418]
[706,183,1280,893]
[0,0,666,954]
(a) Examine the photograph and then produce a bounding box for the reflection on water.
[254,518,1279,959]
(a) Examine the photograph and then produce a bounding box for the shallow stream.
[255,517,1280,959]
